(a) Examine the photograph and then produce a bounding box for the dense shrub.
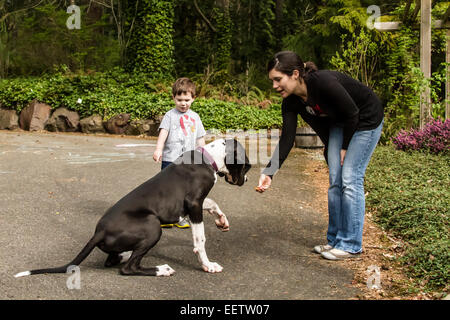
[392,118,450,154]
[0,69,167,119]
[0,70,283,130]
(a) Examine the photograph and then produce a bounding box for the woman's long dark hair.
[267,51,317,78]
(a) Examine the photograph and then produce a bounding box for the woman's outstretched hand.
[255,174,272,193]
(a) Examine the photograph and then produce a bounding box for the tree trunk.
[275,0,284,50]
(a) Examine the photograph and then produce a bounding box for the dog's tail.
[14,232,104,278]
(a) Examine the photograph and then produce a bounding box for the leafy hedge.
[365,146,449,291]
[0,69,283,130]
[192,98,282,131]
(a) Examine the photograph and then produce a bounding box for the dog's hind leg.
[104,253,121,267]
[119,244,174,276]
[119,216,174,276]
[104,251,132,267]
[119,251,132,263]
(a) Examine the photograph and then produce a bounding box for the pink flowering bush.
[392,118,450,154]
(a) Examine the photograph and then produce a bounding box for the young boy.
[153,77,206,228]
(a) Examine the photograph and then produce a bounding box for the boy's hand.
[154,129,168,163]
[153,149,162,162]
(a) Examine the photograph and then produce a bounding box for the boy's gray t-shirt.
[159,108,206,162]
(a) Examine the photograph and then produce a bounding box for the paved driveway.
[0,130,359,300]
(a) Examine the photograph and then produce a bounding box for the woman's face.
[268,69,300,98]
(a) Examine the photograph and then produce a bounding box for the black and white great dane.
[14,138,250,277]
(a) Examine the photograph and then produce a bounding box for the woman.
[257,51,384,260]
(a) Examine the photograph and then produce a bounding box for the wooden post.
[420,0,432,128]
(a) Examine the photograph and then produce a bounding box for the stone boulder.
[19,100,52,131]
[104,113,130,135]
[80,114,105,134]
[125,119,159,136]
[46,107,80,132]
[0,109,19,130]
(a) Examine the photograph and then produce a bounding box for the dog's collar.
[196,147,219,172]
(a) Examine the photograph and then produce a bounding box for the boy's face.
[173,92,194,113]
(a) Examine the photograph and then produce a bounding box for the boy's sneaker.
[174,219,190,229]
[321,248,360,260]
[161,219,190,229]
[313,244,333,254]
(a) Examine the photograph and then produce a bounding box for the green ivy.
[213,7,233,77]
[125,0,175,78]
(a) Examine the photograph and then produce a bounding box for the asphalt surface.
[0,130,360,300]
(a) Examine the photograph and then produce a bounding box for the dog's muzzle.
[224,173,248,185]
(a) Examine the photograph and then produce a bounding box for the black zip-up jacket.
[263,70,384,177]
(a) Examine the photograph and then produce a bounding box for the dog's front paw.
[202,262,223,273]
[215,215,229,232]
[156,264,175,277]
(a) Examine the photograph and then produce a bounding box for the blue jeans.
[327,121,383,253]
